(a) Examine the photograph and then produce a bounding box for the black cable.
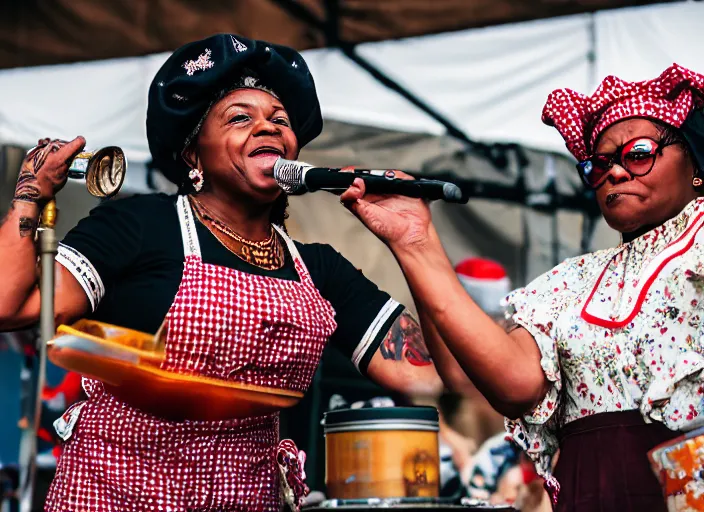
[415,169,598,214]
[269,0,326,31]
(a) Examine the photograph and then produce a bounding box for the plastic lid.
[323,406,438,426]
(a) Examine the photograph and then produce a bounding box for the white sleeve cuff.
[56,243,105,312]
[351,298,403,372]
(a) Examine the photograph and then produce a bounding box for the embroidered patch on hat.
[231,36,247,53]
[183,49,214,76]
[242,76,258,88]
[234,75,280,99]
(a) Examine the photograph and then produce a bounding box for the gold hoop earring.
[693,177,703,188]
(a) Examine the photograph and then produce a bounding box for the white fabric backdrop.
[0,2,702,192]
[350,13,592,153]
[595,3,704,82]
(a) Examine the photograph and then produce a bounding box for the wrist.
[390,225,440,256]
[10,199,41,218]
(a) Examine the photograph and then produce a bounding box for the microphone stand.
[18,200,58,512]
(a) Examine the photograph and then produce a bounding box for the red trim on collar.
[581,212,704,329]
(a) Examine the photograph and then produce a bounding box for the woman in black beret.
[0,34,473,511]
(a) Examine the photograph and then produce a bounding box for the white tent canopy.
[0,1,702,193]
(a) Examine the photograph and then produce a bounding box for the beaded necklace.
[189,195,284,270]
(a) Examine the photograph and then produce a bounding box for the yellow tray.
[48,320,303,421]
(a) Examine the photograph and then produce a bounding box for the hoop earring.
[189,168,204,192]
[693,176,703,189]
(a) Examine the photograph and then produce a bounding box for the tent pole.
[339,44,476,147]
[18,200,58,512]
[270,0,325,33]
[323,0,340,46]
[270,0,480,149]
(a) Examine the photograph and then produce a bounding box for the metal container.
[68,146,126,198]
[324,407,440,500]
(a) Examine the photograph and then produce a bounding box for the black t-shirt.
[57,194,403,374]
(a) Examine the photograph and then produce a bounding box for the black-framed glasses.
[576,136,677,190]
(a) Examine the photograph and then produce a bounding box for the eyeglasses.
[576,136,677,190]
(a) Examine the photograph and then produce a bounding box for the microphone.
[273,158,466,203]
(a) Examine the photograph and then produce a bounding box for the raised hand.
[339,171,432,251]
[14,136,86,207]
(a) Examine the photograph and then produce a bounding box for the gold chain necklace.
[188,195,284,270]
[190,195,276,247]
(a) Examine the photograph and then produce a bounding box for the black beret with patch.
[147,34,322,186]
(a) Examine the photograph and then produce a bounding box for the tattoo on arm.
[14,166,42,203]
[18,216,37,238]
[14,138,68,205]
[380,311,432,367]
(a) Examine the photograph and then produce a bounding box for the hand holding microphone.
[272,158,446,250]
[273,158,466,203]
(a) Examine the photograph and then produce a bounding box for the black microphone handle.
[302,168,464,203]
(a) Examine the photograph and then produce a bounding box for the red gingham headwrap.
[542,64,704,162]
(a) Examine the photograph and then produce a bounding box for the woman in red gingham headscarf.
[340,63,704,511]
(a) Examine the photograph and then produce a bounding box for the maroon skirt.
[553,410,678,512]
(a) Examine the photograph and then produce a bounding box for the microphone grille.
[273,158,307,194]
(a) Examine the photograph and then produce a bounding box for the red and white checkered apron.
[45,195,337,512]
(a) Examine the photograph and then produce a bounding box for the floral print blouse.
[503,198,704,498]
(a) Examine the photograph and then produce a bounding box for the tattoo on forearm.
[14,166,42,203]
[13,138,68,204]
[380,311,432,367]
[18,216,37,237]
